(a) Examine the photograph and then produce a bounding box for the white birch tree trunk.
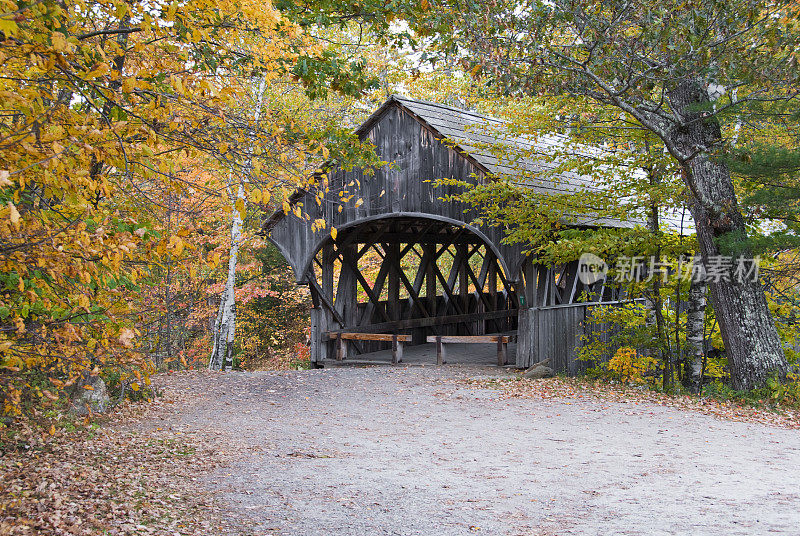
[208,78,267,371]
[209,180,245,371]
[686,259,707,393]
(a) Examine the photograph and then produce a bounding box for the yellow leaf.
[119,328,135,348]
[218,142,229,154]
[122,77,136,93]
[49,424,56,435]
[0,18,18,37]
[250,188,262,204]
[355,198,364,207]
[83,385,95,391]
[51,31,67,51]
[170,235,184,257]
[130,382,140,391]
[330,227,337,240]
[8,202,20,231]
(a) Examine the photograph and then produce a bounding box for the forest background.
[2,0,800,424]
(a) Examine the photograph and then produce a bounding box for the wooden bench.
[425,335,513,366]
[325,332,412,364]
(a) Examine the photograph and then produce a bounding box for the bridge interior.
[306,216,518,363]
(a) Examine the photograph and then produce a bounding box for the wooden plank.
[515,308,529,368]
[324,332,412,342]
[336,243,359,328]
[327,309,517,335]
[425,335,512,343]
[369,233,482,245]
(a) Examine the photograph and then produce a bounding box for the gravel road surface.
[151,366,800,536]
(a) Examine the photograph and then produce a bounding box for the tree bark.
[685,265,707,393]
[208,179,244,371]
[668,80,786,390]
[208,77,267,371]
[645,169,673,389]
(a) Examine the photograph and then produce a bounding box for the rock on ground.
[69,374,110,414]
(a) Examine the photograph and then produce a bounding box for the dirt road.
[151,366,800,536]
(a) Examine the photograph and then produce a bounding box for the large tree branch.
[77,27,142,40]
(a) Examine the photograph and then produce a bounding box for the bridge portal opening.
[305,216,518,364]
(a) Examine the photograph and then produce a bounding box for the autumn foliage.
[0,0,377,419]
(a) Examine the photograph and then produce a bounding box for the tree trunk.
[208,78,266,372]
[644,170,674,389]
[209,180,244,371]
[685,265,707,393]
[668,80,786,390]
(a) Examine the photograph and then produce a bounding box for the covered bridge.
[262,95,628,370]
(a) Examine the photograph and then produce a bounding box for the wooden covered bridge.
[262,95,626,371]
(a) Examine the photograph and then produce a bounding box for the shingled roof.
[264,94,692,234]
[358,94,692,233]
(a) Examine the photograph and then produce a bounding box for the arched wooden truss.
[305,216,519,361]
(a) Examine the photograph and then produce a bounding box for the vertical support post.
[336,334,346,361]
[388,242,401,321]
[391,334,403,364]
[436,335,445,365]
[425,243,437,317]
[336,243,358,329]
[488,253,498,333]
[457,243,469,334]
[523,260,536,309]
[458,243,469,312]
[497,337,507,366]
[310,306,323,364]
[322,245,336,361]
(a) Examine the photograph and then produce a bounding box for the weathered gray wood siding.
[267,104,526,284]
[516,303,620,373]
